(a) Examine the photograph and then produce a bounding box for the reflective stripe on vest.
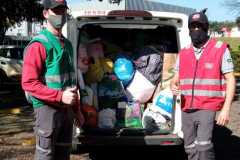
[180,79,226,86]
[45,72,75,84]
[181,89,225,97]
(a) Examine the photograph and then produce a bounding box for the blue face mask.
[48,14,66,29]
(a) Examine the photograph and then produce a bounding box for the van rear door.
[66,10,188,147]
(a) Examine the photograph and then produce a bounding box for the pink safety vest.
[179,39,227,111]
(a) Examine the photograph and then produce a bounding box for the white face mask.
[48,14,66,29]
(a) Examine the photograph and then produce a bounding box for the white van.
[0,45,23,84]
[63,10,191,157]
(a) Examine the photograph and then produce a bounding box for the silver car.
[0,45,23,84]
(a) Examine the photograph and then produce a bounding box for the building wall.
[5,21,29,37]
[231,27,240,37]
[5,21,43,38]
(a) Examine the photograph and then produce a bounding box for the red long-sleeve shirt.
[21,42,63,103]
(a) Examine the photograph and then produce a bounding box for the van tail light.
[161,141,176,145]
[108,10,152,17]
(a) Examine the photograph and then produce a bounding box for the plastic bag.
[142,106,169,132]
[84,58,104,84]
[114,56,135,86]
[116,101,143,128]
[126,70,156,103]
[98,108,116,129]
[151,88,174,118]
[134,46,163,85]
[82,104,98,128]
[98,75,126,109]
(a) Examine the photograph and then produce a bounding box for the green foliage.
[224,0,240,15]
[231,51,240,73]
[0,0,43,42]
[209,21,236,33]
[217,37,240,52]
[217,37,240,72]
[236,17,240,24]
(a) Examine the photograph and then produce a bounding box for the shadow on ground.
[86,145,186,160]
[213,124,240,160]
[0,83,28,108]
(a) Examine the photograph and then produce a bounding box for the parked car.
[0,45,24,84]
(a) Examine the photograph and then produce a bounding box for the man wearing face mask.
[171,9,236,160]
[22,0,84,159]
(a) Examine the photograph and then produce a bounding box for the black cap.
[188,8,209,30]
[42,0,68,9]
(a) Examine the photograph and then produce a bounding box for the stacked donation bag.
[77,35,175,135]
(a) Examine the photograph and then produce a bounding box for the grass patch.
[216,37,240,73]
[217,37,240,52]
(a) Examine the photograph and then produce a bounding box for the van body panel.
[64,10,191,49]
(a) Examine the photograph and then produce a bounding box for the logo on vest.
[205,62,213,69]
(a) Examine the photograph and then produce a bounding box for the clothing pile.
[78,38,173,134]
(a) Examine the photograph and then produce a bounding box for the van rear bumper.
[8,74,21,82]
[77,133,183,146]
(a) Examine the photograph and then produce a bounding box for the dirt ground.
[0,105,88,160]
[0,100,239,160]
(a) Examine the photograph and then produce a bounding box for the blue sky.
[67,0,238,22]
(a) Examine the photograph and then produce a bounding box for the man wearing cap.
[22,0,84,159]
[171,9,235,160]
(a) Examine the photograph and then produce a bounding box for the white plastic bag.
[126,70,156,103]
[98,108,116,129]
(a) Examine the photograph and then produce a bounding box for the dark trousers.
[182,110,216,160]
[34,105,74,160]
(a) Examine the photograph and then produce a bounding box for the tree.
[224,0,240,15]
[209,21,236,32]
[0,0,43,43]
[236,16,240,27]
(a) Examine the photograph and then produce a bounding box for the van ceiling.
[79,24,178,53]
[98,24,159,29]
